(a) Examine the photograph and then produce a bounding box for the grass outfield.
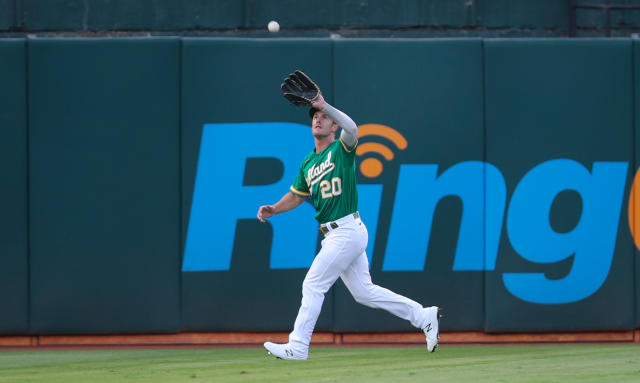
[0,344,639,383]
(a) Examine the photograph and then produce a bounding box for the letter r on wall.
[182,123,317,271]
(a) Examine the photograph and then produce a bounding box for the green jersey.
[290,138,358,223]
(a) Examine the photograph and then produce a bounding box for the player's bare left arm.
[257,192,306,222]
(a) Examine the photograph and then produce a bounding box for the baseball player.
[257,70,441,360]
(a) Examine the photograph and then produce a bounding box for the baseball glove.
[280,70,321,106]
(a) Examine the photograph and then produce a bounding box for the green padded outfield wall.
[484,39,634,331]
[28,38,181,333]
[2,37,640,335]
[181,38,639,333]
[0,39,28,333]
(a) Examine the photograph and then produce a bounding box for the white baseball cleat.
[422,306,442,352]
[263,342,307,360]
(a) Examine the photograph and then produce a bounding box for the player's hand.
[257,205,276,222]
[311,93,327,111]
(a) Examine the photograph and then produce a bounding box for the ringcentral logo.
[183,122,631,306]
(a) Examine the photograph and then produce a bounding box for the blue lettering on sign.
[503,159,628,304]
[358,184,383,265]
[182,123,631,305]
[182,122,317,271]
[383,161,506,271]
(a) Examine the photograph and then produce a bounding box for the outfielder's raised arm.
[322,104,358,148]
[281,70,358,148]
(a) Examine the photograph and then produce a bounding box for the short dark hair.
[309,108,337,126]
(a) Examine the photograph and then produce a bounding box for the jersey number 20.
[319,177,342,199]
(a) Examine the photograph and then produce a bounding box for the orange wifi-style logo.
[356,124,408,178]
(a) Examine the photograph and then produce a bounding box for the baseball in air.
[268,20,280,33]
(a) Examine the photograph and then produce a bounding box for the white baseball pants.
[288,213,427,355]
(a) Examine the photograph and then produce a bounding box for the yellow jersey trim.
[339,137,358,152]
[290,185,310,197]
